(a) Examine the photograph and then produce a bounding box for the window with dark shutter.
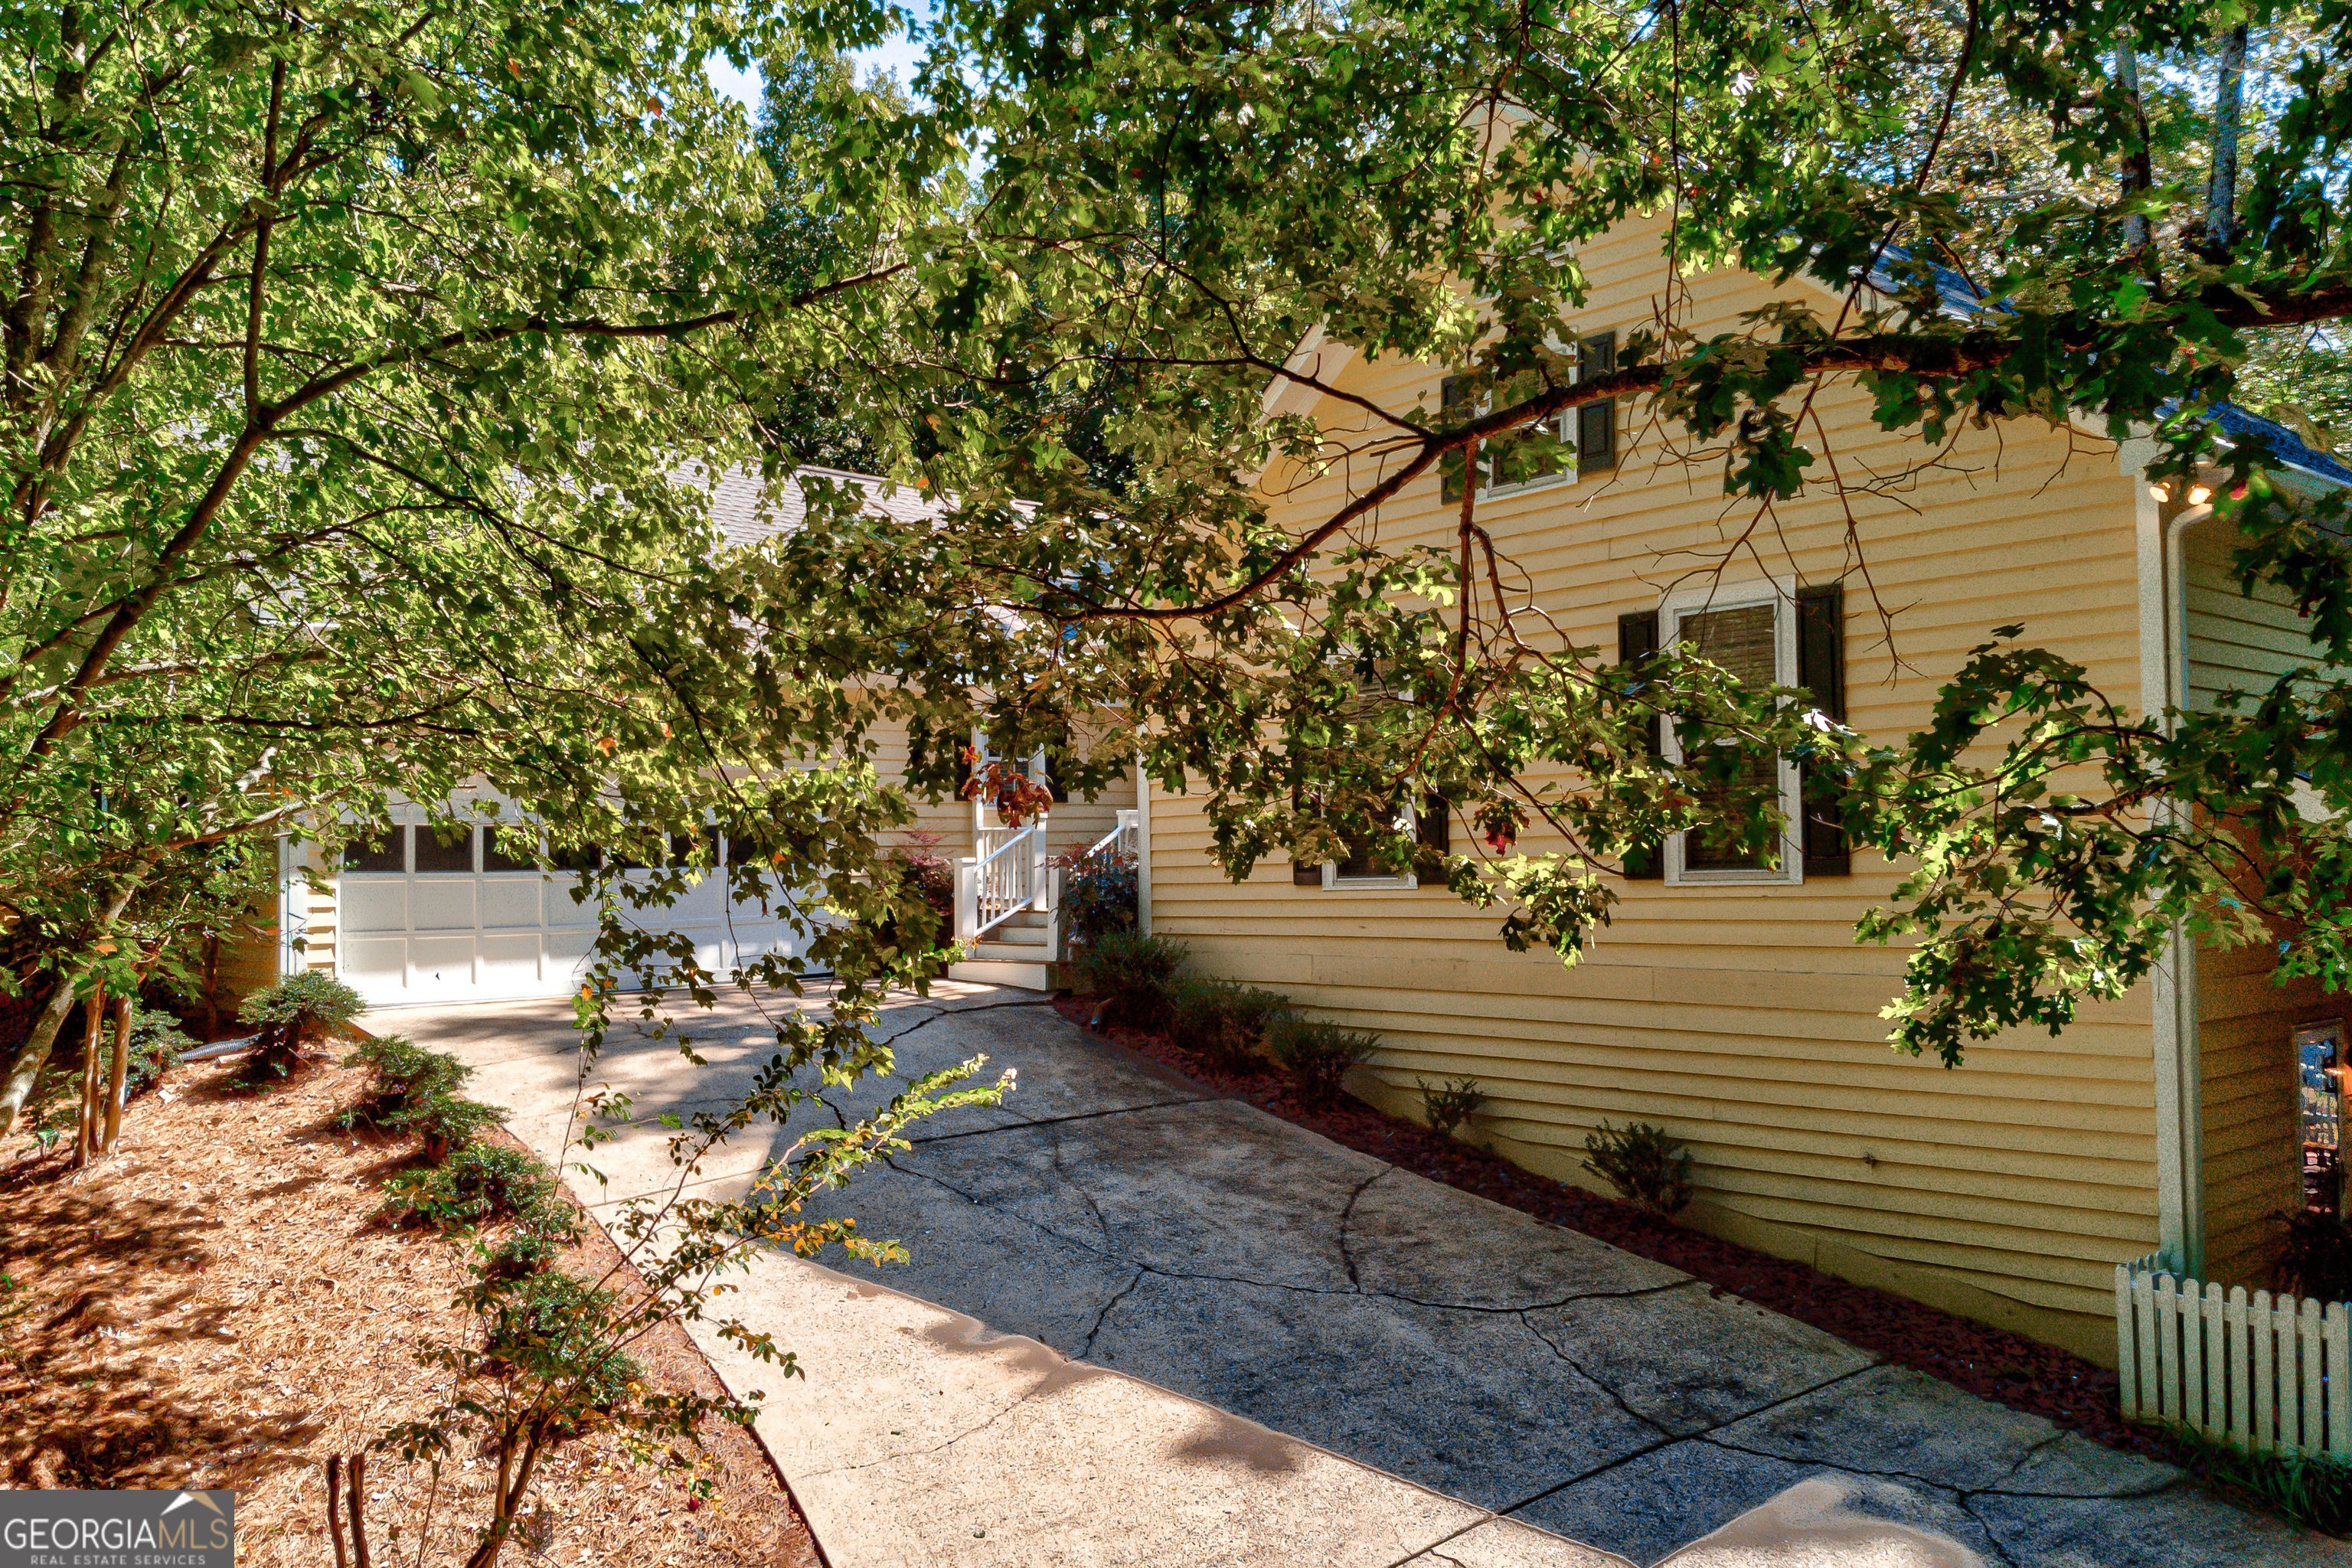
[1439,376,1472,505]
[1616,609,1664,880]
[1795,583,1850,877]
[1578,332,1617,475]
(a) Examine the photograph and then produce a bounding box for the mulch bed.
[0,1051,818,1568]
[1055,991,2188,1470]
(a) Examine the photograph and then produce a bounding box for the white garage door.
[335,816,815,1006]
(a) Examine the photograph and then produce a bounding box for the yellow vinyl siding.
[1148,217,2156,1357]
[2183,513,2350,1285]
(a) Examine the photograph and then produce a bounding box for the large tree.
[0,0,981,1122]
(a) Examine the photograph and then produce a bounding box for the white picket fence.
[2117,1253,2351,1455]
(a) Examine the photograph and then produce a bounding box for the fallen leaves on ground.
[0,1054,816,1567]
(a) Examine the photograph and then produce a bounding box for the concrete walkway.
[372,984,2344,1568]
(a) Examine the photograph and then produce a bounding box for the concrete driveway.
[372,983,2340,1568]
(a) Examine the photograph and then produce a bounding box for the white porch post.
[953,858,978,949]
[1030,814,1050,912]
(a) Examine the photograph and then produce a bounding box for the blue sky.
[704,11,936,117]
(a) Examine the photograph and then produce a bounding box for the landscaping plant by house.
[1583,1122,1696,1217]
[1265,1018,1381,1110]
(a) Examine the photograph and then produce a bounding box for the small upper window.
[1439,331,1617,502]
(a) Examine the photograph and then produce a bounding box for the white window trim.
[1319,800,1420,890]
[1659,578,1805,887]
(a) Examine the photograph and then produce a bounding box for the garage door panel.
[411,880,476,933]
[479,934,544,995]
[343,880,407,935]
[343,937,410,997]
[545,879,599,929]
[337,858,821,1007]
[479,877,542,929]
[409,936,477,998]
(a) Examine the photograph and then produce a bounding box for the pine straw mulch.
[0,1051,818,1568]
[1055,991,2200,1474]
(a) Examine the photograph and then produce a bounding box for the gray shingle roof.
[1849,248,2350,487]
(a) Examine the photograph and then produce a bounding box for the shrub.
[1417,1076,1488,1138]
[2277,1210,2352,1305]
[481,1271,642,1416]
[122,1007,195,1102]
[1060,848,1139,947]
[1583,1120,1694,1216]
[1171,978,1291,1072]
[237,971,365,1081]
[1073,930,1187,1031]
[347,1034,473,1107]
[379,1142,559,1232]
[890,850,955,926]
[1265,1018,1378,1108]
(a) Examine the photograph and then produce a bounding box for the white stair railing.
[1082,808,1140,862]
[956,813,1050,947]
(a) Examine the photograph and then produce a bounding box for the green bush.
[122,1007,196,1101]
[346,1034,473,1108]
[1265,1018,1378,1108]
[1060,848,1139,946]
[1171,978,1292,1072]
[1582,1120,1693,1216]
[483,1220,580,1281]
[481,1271,642,1414]
[1417,1076,1488,1138]
[237,971,365,1080]
[379,1142,559,1232]
[1073,931,1187,1031]
[338,1035,501,1158]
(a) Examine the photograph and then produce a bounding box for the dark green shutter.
[1578,333,1617,475]
[1795,583,1849,877]
[1617,609,1664,880]
[1439,376,1469,504]
[1293,858,1323,886]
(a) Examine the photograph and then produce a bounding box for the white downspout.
[1133,758,1154,939]
[2126,438,2211,1274]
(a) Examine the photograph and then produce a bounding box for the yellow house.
[1132,216,2352,1364]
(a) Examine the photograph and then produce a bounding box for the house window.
[1661,583,1802,885]
[1438,330,1619,503]
[1292,795,1450,890]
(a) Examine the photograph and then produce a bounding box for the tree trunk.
[201,933,220,1037]
[71,982,106,1169]
[0,872,147,1134]
[2115,34,2154,258]
[2206,23,2249,253]
[102,991,132,1150]
[0,980,79,1136]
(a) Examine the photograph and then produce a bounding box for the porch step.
[946,959,1056,992]
[980,923,1051,949]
